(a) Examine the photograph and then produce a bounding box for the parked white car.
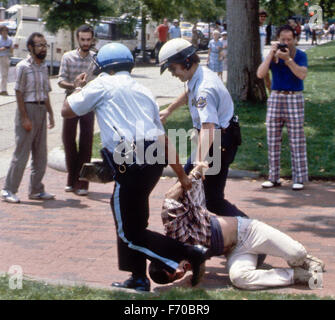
[0,20,17,36]
[10,4,72,72]
[180,21,192,30]
[135,18,158,58]
[93,17,137,57]
[11,5,138,73]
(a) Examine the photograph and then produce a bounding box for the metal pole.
[50,42,54,75]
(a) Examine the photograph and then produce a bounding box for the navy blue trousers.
[184,125,247,218]
[110,164,193,276]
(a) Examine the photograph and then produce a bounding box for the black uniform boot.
[112,275,151,292]
[187,245,209,286]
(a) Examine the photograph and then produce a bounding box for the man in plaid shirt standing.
[58,25,95,196]
[1,32,55,203]
[257,25,308,191]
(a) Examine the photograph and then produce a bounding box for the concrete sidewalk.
[0,167,334,298]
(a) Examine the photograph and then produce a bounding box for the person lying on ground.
[149,167,325,290]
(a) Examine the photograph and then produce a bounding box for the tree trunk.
[226,0,267,102]
[71,28,75,50]
[141,14,148,62]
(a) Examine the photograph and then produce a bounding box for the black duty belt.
[27,101,45,105]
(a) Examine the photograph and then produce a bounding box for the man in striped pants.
[257,24,308,191]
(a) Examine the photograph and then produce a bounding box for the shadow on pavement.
[246,184,335,209]
[20,198,90,209]
[288,215,335,238]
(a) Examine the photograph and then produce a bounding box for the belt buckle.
[119,164,126,174]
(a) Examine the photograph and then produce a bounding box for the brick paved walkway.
[0,168,334,298]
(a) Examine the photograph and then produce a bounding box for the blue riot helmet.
[93,43,134,75]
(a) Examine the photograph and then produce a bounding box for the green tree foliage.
[259,0,295,25]
[181,0,225,23]
[113,0,141,17]
[28,0,114,48]
[141,0,184,21]
[260,0,335,24]
[319,0,335,20]
[139,0,224,23]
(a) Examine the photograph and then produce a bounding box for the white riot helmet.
[159,38,197,74]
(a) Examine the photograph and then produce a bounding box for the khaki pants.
[226,217,307,290]
[4,103,47,195]
[0,56,10,92]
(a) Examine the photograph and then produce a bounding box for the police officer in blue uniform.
[61,43,208,291]
[159,38,245,217]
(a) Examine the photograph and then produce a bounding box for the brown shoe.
[0,91,9,96]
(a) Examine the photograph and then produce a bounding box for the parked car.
[0,20,17,36]
[181,28,192,42]
[10,4,73,72]
[11,5,138,73]
[135,17,158,58]
[181,28,208,50]
[197,27,209,39]
[197,30,209,50]
[196,22,216,40]
[180,21,192,30]
[93,16,138,57]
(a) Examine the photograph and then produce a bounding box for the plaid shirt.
[15,55,51,102]
[58,49,95,95]
[161,178,212,247]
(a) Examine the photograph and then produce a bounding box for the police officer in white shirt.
[61,43,208,291]
[159,38,246,218]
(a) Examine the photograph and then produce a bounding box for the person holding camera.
[257,25,308,191]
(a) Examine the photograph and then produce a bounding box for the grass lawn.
[92,41,335,179]
[0,275,332,300]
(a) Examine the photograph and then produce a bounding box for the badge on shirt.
[194,96,207,109]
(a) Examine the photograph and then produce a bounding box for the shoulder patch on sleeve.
[195,96,207,109]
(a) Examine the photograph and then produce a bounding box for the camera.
[277,43,288,52]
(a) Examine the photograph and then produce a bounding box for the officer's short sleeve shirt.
[187,66,234,130]
[68,71,165,152]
